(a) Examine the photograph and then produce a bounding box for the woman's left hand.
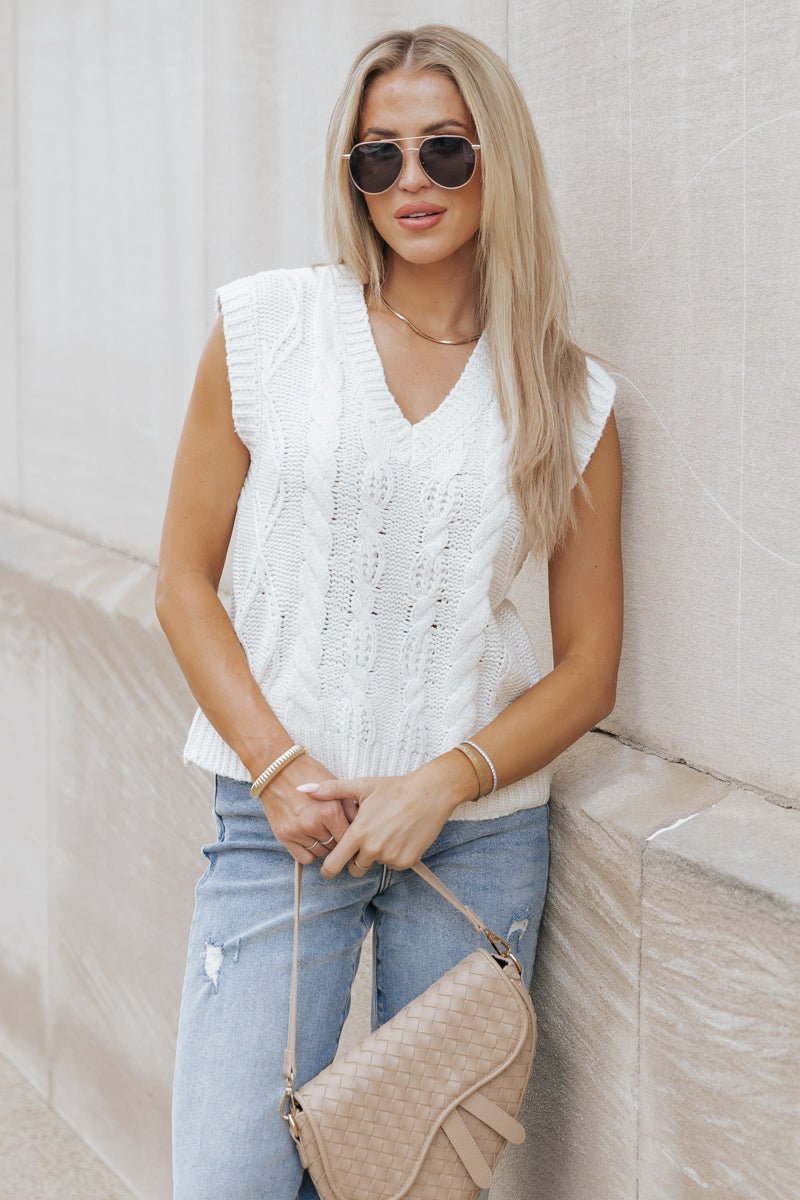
[295,770,454,879]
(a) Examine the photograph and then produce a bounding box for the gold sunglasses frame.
[342,134,481,195]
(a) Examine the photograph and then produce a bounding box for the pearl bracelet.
[250,743,306,799]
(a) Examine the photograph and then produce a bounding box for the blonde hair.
[319,23,617,564]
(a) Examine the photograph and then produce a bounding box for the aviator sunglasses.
[343,134,481,195]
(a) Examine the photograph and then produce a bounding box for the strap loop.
[459,1090,526,1144]
[441,1108,493,1188]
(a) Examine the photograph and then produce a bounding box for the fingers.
[287,841,318,865]
[296,777,368,804]
[296,829,337,860]
[290,778,373,874]
[320,801,352,846]
[320,831,374,880]
[282,790,353,862]
[349,852,373,877]
[339,795,360,824]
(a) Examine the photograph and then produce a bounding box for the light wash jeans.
[171,773,550,1200]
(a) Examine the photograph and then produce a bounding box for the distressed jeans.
[171,773,550,1200]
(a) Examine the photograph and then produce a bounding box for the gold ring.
[320,835,335,846]
[352,857,369,870]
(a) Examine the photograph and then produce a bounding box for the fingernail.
[296,782,321,792]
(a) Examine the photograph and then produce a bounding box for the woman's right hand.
[257,754,356,864]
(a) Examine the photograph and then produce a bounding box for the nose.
[395,146,430,190]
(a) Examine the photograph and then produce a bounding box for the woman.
[157,22,622,1200]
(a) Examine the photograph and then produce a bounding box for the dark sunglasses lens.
[349,142,402,192]
[419,136,476,187]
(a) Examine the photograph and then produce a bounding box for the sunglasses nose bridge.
[393,144,430,187]
[393,143,438,192]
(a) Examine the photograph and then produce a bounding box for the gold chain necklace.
[379,291,481,345]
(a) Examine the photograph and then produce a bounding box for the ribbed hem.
[181,707,552,822]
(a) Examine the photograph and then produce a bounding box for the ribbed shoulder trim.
[213,265,323,453]
[214,273,262,454]
[574,354,617,477]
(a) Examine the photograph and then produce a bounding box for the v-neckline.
[333,263,490,457]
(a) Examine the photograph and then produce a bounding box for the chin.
[384,238,465,266]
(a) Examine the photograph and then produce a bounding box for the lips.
[394,204,446,217]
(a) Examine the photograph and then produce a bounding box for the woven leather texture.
[291,948,537,1200]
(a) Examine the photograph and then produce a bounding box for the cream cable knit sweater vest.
[181,262,616,822]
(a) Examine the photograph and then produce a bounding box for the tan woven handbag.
[279,855,538,1199]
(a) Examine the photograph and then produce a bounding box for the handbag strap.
[282,856,519,1091]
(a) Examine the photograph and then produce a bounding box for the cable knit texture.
[182,263,617,821]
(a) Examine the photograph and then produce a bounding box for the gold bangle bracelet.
[453,742,492,800]
[250,743,306,799]
[464,742,494,796]
[460,738,498,794]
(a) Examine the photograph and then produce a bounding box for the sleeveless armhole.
[574,355,617,477]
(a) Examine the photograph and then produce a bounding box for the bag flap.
[294,948,534,1200]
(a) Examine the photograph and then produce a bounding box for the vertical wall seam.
[635,842,643,1200]
[44,568,53,1101]
[12,0,21,510]
[630,10,640,1190]
[202,0,207,348]
[628,1,634,264]
[737,0,747,720]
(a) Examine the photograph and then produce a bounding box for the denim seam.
[372,907,384,1029]
[376,864,393,895]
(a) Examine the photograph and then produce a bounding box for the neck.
[380,247,480,339]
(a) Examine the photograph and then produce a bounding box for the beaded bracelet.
[250,743,306,799]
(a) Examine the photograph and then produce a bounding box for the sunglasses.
[343,135,481,195]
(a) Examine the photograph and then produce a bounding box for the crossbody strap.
[282,856,520,1092]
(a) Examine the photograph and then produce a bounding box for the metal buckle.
[278,1082,300,1139]
[482,927,524,977]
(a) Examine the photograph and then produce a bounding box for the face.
[354,68,482,268]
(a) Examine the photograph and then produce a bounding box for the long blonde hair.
[320,23,617,564]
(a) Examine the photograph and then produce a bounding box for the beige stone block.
[509,0,631,293]
[15,1,205,561]
[0,0,16,508]
[1,512,205,1198]
[493,734,728,1200]
[739,112,800,799]
[509,0,800,803]
[640,790,800,1198]
[0,512,115,1093]
[746,0,800,123]
[48,563,204,1200]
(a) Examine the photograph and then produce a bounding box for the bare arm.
[154,314,352,859]
[419,410,624,809]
